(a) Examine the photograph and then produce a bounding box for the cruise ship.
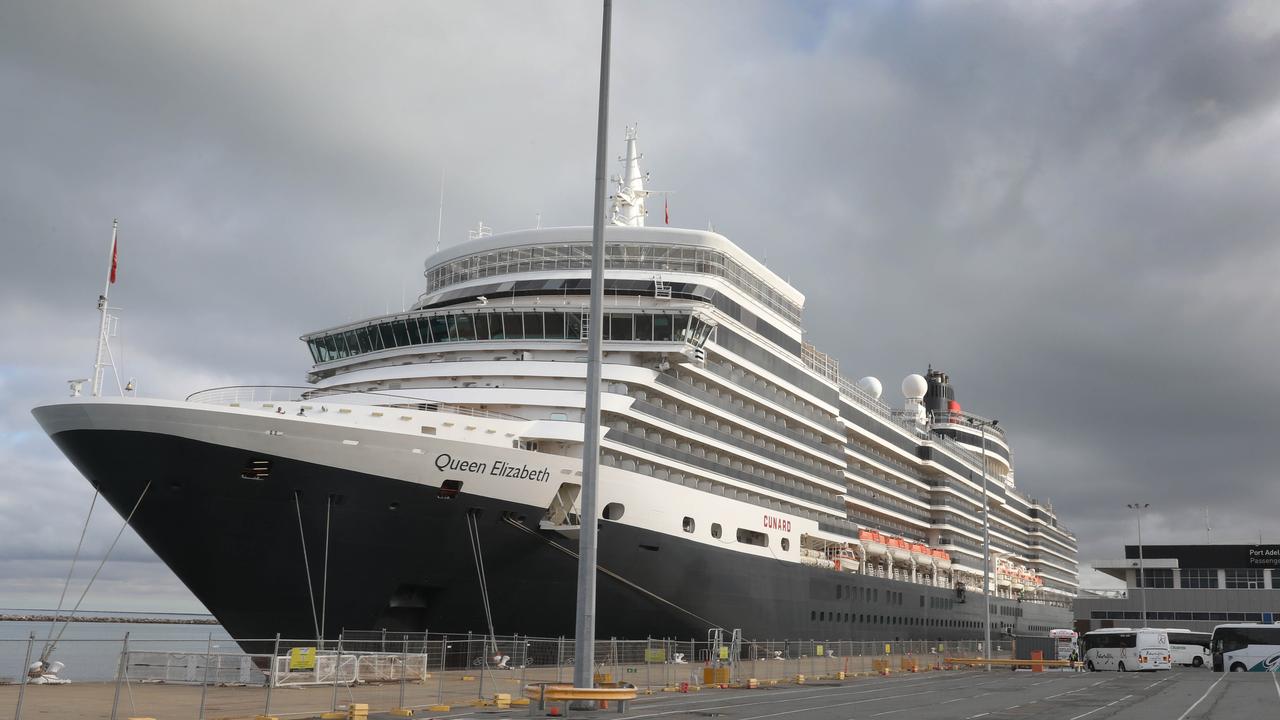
[33,131,1077,646]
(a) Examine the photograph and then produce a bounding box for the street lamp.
[969,417,998,671]
[1127,503,1149,626]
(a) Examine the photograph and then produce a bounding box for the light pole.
[969,418,997,670]
[1127,503,1149,626]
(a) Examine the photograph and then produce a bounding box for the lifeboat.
[860,532,888,559]
[889,538,912,564]
[930,548,952,570]
[911,542,934,567]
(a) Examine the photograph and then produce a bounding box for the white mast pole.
[435,170,445,255]
[573,0,611,693]
[91,219,118,398]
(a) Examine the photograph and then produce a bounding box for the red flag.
[110,237,118,284]
[664,195,669,225]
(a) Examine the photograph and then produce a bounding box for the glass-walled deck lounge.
[303,307,715,365]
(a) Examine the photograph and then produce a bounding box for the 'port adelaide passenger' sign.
[435,453,551,482]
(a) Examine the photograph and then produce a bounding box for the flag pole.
[573,0,611,693]
[91,219,117,397]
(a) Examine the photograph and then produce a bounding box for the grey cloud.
[2,0,1279,610]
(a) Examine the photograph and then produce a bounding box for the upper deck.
[420,225,806,327]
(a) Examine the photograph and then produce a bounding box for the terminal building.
[1076,544,1280,634]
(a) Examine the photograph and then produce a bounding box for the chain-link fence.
[1,631,1012,720]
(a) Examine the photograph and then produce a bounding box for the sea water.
[0,610,231,682]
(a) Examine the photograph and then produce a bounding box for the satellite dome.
[901,374,928,400]
[856,376,883,399]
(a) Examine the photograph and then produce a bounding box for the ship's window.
[544,312,565,339]
[414,317,432,343]
[430,316,449,343]
[549,412,568,421]
[711,523,722,539]
[836,586,842,600]
[682,517,695,533]
[379,322,398,348]
[603,502,625,520]
[819,612,825,621]
[811,611,816,621]
[455,315,476,341]
[343,330,362,354]
[736,529,768,547]
[780,538,790,551]
[653,315,673,341]
[473,314,491,340]
[392,319,412,347]
[437,480,463,499]
[240,459,271,480]
[503,313,524,340]
[445,315,459,342]
[610,314,633,341]
[566,313,582,340]
[673,315,689,340]
[405,318,422,345]
[523,312,544,339]
[634,314,653,341]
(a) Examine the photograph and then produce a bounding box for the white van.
[1081,628,1171,672]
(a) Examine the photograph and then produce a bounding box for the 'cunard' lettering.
[763,514,791,532]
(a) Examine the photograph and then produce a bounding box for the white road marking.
[626,672,977,719]
[1175,674,1227,720]
[964,714,989,719]
[1145,675,1173,690]
[1069,693,1132,720]
[941,698,964,704]
[871,709,910,717]
[1274,671,1280,701]
[735,690,935,720]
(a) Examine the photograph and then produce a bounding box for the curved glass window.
[304,308,713,365]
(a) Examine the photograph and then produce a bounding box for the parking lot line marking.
[1146,675,1173,690]
[1175,674,1226,720]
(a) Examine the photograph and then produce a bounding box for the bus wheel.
[1192,656,1203,668]
[1086,661,1095,672]
[1117,662,1126,672]
[1231,663,1247,672]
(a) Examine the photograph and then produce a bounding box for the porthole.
[682,517,696,533]
[603,502,625,520]
[711,523,722,539]
[780,538,790,551]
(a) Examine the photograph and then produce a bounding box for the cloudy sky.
[2,0,1278,614]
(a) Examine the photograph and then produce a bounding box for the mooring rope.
[466,512,499,657]
[293,491,322,645]
[45,481,151,661]
[501,513,723,630]
[41,488,99,663]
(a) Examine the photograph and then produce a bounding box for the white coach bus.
[1081,628,1171,672]
[1211,624,1280,672]
[1162,629,1211,668]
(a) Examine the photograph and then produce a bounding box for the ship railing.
[184,385,528,422]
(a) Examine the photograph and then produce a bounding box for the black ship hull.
[45,427,1071,650]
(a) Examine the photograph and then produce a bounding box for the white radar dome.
[856,376,883,399]
[901,374,928,400]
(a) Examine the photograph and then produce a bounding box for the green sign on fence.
[644,648,667,663]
